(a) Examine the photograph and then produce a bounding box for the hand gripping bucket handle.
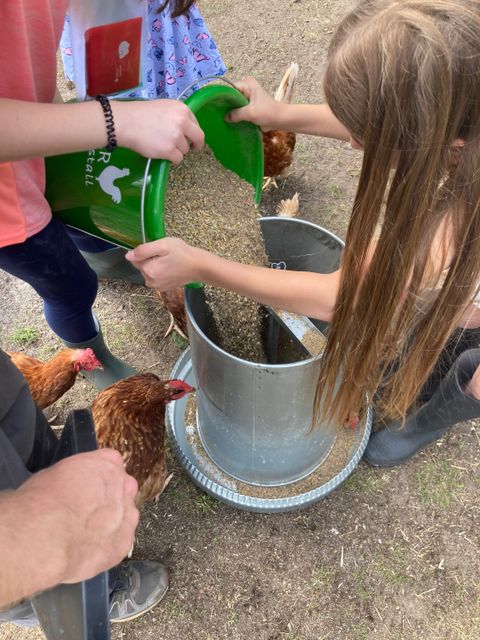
[45,77,263,268]
[140,74,263,243]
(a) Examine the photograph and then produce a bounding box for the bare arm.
[227,77,350,141]
[199,250,340,321]
[271,103,351,140]
[0,99,108,162]
[0,98,204,164]
[0,449,138,608]
[126,239,341,322]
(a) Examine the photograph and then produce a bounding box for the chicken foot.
[164,313,189,341]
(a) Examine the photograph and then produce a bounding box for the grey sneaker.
[109,561,169,623]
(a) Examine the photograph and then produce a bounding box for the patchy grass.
[161,602,183,621]
[374,544,409,587]
[102,321,139,350]
[416,460,464,508]
[350,568,374,601]
[9,326,39,347]
[350,621,370,640]
[128,292,154,312]
[172,333,189,350]
[310,566,334,591]
[163,486,190,504]
[342,467,389,494]
[35,343,59,360]
[226,608,239,626]
[194,493,218,514]
[327,183,341,197]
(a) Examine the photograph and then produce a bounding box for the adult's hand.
[114,99,204,163]
[0,449,139,607]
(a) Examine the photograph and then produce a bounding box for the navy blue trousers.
[0,219,99,343]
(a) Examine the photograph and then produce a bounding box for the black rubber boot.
[363,348,480,467]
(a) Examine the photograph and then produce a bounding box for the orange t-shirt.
[0,1,67,247]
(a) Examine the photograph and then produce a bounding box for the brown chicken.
[155,288,188,339]
[262,62,299,190]
[91,374,194,507]
[7,348,101,409]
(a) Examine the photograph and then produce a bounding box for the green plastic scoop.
[45,83,264,250]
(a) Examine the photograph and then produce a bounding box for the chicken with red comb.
[7,348,101,409]
[92,373,194,507]
[72,348,102,372]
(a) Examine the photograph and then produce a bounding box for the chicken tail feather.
[274,62,299,103]
[277,192,300,217]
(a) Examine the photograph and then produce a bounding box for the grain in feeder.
[164,147,269,363]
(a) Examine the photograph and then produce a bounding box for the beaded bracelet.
[95,94,118,152]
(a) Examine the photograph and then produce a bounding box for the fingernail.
[125,251,134,260]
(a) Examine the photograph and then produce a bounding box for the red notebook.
[85,17,142,97]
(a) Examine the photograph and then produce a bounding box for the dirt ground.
[1,1,479,639]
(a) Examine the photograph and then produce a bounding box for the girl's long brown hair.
[315,0,480,427]
[157,1,196,18]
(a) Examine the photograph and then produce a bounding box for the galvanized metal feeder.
[167,217,372,513]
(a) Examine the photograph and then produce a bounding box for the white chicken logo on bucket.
[84,150,131,204]
[96,166,130,204]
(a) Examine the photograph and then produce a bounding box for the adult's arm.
[0,98,204,164]
[0,448,139,608]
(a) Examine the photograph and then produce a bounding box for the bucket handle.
[140,74,238,244]
[175,74,239,102]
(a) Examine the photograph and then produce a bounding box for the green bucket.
[45,84,264,249]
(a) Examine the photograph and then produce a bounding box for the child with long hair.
[127,0,480,467]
